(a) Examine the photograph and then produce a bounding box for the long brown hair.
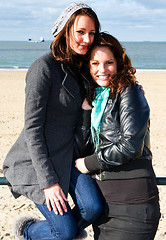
[50,8,100,68]
[89,32,136,101]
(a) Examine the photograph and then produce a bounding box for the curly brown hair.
[50,8,100,68]
[89,32,136,101]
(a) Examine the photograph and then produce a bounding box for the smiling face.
[69,14,96,55]
[90,46,117,87]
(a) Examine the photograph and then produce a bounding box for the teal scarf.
[91,87,110,151]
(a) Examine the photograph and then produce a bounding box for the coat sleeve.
[24,57,59,189]
[85,83,150,172]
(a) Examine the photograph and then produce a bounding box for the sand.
[0,70,166,239]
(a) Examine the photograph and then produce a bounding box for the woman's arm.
[24,57,58,189]
[24,57,68,214]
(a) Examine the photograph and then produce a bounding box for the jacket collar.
[61,62,83,104]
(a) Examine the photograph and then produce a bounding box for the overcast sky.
[0,0,166,41]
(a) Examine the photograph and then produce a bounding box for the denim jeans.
[23,167,103,240]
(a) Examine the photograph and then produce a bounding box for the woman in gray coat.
[3,3,103,240]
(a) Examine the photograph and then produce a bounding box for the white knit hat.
[52,2,92,37]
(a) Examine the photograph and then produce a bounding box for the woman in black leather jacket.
[75,32,161,240]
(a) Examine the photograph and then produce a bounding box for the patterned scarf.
[91,87,110,151]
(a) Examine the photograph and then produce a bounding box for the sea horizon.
[0,41,166,70]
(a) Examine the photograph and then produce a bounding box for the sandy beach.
[0,70,166,239]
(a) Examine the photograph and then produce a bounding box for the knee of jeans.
[85,200,103,221]
[58,224,77,240]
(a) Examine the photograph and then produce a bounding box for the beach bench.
[0,176,166,185]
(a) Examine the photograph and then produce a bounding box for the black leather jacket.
[74,82,156,181]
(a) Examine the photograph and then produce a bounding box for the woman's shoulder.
[120,81,149,109]
[31,51,59,69]
[121,81,144,98]
[25,52,69,89]
[122,81,141,93]
[26,52,62,81]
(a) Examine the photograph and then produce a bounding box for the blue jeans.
[23,167,103,240]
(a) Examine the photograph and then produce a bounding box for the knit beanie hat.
[52,2,92,37]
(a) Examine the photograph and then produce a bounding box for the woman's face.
[69,14,96,55]
[90,46,117,87]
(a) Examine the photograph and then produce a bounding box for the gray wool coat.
[3,52,83,204]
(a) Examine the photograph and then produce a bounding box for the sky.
[0,0,166,42]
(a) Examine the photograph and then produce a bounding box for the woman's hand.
[82,99,92,110]
[44,183,68,215]
[75,158,90,174]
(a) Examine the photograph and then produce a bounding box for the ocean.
[0,41,166,71]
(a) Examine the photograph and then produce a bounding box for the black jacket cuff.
[84,154,101,173]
